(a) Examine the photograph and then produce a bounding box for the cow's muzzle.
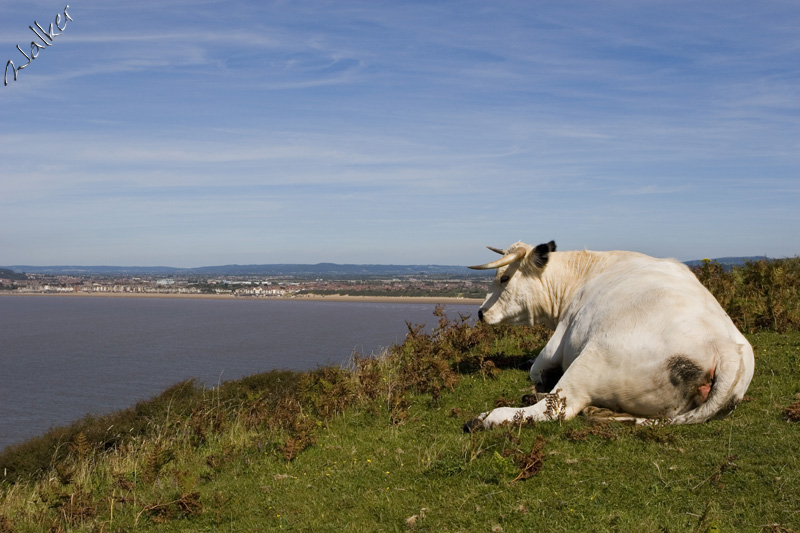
[477,309,485,322]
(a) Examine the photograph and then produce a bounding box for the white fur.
[474,242,754,428]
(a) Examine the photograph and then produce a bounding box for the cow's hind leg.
[581,407,652,426]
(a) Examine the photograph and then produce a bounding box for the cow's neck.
[535,250,611,328]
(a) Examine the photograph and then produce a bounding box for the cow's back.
[561,255,722,342]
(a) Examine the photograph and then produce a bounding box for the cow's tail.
[666,340,750,425]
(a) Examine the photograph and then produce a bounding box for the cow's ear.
[533,241,555,268]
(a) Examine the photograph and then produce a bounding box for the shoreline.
[0,291,483,306]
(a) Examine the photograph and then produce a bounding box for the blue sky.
[2,1,798,267]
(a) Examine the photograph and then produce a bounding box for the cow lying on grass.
[464,240,754,431]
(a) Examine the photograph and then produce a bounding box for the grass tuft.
[782,395,800,422]
[510,435,547,482]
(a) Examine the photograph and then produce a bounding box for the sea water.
[0,295,476,451]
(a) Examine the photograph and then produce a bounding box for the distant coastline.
[0,291,483,306]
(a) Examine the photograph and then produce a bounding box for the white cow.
[464,240,754,431]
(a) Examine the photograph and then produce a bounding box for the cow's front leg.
[464,383,589,432]
[463,407,531,431]
[529,321,567,389]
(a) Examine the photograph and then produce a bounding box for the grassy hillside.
[2,258,800,531]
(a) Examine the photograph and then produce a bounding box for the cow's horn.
[468,247,526,270]
[487,246,506,255]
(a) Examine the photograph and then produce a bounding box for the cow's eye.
[500,275,510,284]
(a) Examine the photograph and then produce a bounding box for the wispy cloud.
[615,185,691,196]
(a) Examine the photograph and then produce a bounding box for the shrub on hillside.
[385,306,549,398]
[693,257,800,333]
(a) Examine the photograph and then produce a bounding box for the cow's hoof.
[463,418,485,433]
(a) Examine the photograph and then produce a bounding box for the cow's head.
[469,240,556,326]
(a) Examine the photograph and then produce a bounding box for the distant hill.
[0,264,491,278]
[3,256,773,278]
[0,268,28,280]
[683,256,769,269]
[2,265,183,276]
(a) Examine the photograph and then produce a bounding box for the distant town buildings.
[0,272,488,299]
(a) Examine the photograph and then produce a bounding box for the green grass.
[2,326,799,532]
